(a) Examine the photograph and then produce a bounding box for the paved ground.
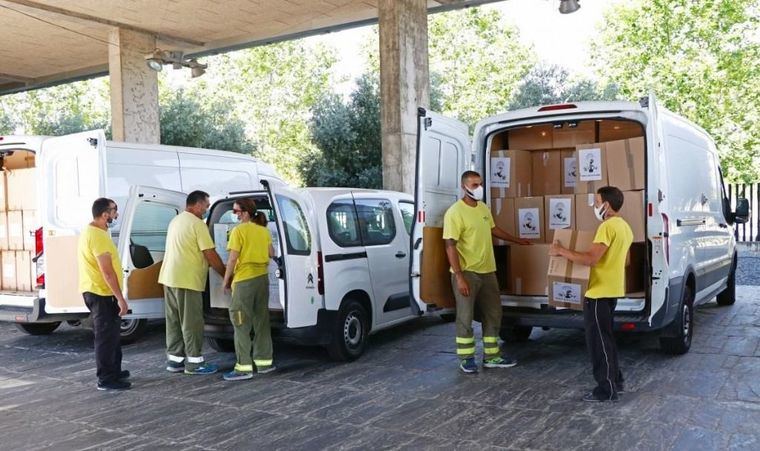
[1,287,759,451]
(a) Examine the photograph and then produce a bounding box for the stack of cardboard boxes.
[0,151,37,292]
[490,123,647,304]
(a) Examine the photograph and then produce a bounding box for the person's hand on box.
[549,240,564,257]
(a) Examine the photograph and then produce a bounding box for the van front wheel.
[15,321,61,335]
[327,300,368,362]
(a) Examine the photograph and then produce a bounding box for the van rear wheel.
[716,256,737,306]
[120,318,148,345]
[15,322,61,335]
[327,300,368,362]
[659,285,694,355]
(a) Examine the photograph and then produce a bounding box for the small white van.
[202,187,419,361]
[412,94,750,354]
[0,130,285,342]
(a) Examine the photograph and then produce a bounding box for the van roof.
[474,100,646,129]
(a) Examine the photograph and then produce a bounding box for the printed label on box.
[579,148,602,181]
[518,208,540,239]
[549,198,572,230]
[552,281,582,304]
[564,157,577,187]
[490,157,510,188]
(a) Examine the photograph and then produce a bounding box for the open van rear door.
[41,130,107,314]
[117,185,186,318]
[410,108,471,314]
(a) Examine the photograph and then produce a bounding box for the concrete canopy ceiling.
[0,0,501,95]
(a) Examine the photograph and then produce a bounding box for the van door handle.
[395,251,406,258]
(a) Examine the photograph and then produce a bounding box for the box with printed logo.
[547,229,595,311]
[561,149,577,194]
[574,144,609,194]
[544,195,575,244]
[515,197,545,243]
[489,150,532,199]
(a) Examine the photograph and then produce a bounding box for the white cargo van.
[202,187,418,361]
[412,94,750,354]
[0,130,285,342]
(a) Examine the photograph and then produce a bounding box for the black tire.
[439,312,456,323]
[660,284,694,355]
[207,337,236,353]
[119,318,148,345]
[499,325,533,342]
[716,256,737,306]
[327,300,369,362]
[15,321,61,335]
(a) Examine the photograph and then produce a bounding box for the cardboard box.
[2,251,16,291]
[575,193,598,233]
[22,210,37,251]
[626,242,647,294]
[491,197,515,245]
[419,227,455,309]
[574,144,609,194]
[7,211,23,250]
[552,120,596,148]
[544,195,575,243]
[508,244,551,295]
[3,151,35,170]
[547,230,596,311]
[494,246,510,291]
[515,197,545,243]
[489,150,532,198]
[619,190,646,242]
[15,251,32,292]
[0,172,7,212]
[7,168,37,211]
[599,120,643,142]
[508,125,553,150]
[531,150,562,196]
[606,137,645,191]
[0,212,8,250]
[560,149,576,194]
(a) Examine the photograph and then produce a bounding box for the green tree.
[508,64,621,110]
[591,0,760,182]
[159,89,254,153]
[302,74,383,188]
[428,8,536,126]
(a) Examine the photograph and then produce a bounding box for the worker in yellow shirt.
[443,171,529,374]
[158,190,226,375]
[221,198,276,381]
[78,198,130,391]
[550,186,633,402]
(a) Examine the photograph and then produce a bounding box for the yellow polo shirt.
[442,200,496,274]
[227,222,272,283]
[158,211,215,292]
[78,225,123,296]
[586,216,634,299]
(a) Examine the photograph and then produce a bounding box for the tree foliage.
[302,74,383,188]
[591,0,760,182]
[508,64,620,110]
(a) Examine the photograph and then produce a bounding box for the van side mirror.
[733,197,750,224]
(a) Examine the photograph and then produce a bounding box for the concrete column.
[108,28,160,143]
[378,0,430,194]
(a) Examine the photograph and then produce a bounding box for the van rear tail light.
[317,251,324,295]
[620,323,636,332]
[35,227,43,256]
[661,213,670,265]
[34,227,44,289]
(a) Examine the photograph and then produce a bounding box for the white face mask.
[593,203,607,222]
[465,185,484,201]
[107,216,117,229]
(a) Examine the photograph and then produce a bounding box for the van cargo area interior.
[419,118,648,313]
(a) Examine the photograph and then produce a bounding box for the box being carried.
[547,230,595,311]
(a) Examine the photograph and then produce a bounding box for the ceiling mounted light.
[146,58,163,72]
[187,59,208,78]
[559,0,581,14]
[144,49,208,77]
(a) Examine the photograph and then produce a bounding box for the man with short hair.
[550,186,633,402]
[444,170,530,374]
[159,190,226,375]
[78,198,131,390]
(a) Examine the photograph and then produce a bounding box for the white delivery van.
[412,94,750,355]
[0,130,285,342]
[201,187,419,361]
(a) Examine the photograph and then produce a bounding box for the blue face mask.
[201,210,209,221]
[107,217,117,229]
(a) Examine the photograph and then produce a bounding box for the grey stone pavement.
[1,288,759,451]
